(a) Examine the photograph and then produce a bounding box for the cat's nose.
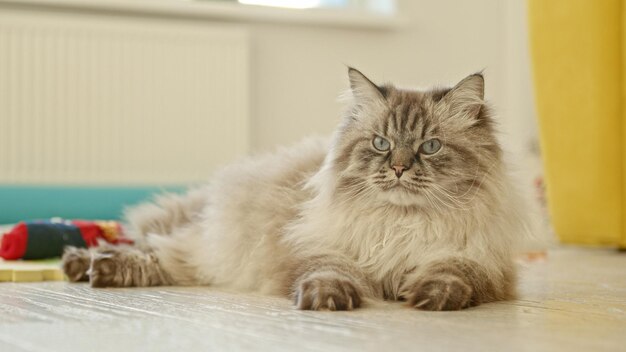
[391,165,407,178]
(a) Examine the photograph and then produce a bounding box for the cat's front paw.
[295,275,362,311]
[89,250,125,288]
[405,274,472,311]
[61,247,91,282]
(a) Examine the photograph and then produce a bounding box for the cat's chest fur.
[314,206,461,298]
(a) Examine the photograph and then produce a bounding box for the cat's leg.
[62,245,174,288]
[292,254,377,311]
[62,247,91,282]
[62,221,202,287]
[88,245,174,288]
[124,188,207,238]
[400,257,515,311]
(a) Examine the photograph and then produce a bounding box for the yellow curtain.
[528,0,625,247]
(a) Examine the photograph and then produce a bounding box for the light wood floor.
[0,247,624,352]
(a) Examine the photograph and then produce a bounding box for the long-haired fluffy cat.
[63,68,529,311]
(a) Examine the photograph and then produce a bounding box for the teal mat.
[0,185,185,224]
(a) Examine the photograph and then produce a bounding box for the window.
[235,0,396,14]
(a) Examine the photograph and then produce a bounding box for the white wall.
[248,0,537,155]
[501,0,538,156]
[0,0,538,181]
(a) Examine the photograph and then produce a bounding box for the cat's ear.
[348,67,386,104]
[442,73,485,120]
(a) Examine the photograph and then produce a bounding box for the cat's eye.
[419,138,442,155]
[372,136,391,151]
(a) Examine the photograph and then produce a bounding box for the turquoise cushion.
[0,185,185,224]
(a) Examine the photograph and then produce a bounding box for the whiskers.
[336,159,499,212]
[421,160,500,212]
[336,176,379,205]
[422,184,473,212]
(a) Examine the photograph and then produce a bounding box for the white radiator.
[0,8,250,185]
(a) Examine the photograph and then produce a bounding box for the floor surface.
[0,247,624,352]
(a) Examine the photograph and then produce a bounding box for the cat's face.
[332,69,501,208]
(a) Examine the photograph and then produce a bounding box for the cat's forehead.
[384,86,450,107]
[372,87,451,138]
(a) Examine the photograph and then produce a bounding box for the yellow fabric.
[622,1,626,248]
[528,0,625,247]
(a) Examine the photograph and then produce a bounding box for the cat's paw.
[89,250,125,288]
[405,274,472,311]
[61,247,91,282]
[295,275,362,311]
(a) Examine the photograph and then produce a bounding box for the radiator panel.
[0,11,249,184]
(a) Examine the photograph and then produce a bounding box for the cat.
[62,68,529,311]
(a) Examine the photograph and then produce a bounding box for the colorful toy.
[0,218,133,260]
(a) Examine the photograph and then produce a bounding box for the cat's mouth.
[381,180,409,191]
[379,179,425,195]
[378,181,428,206]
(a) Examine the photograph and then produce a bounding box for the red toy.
[0,219,133,260]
